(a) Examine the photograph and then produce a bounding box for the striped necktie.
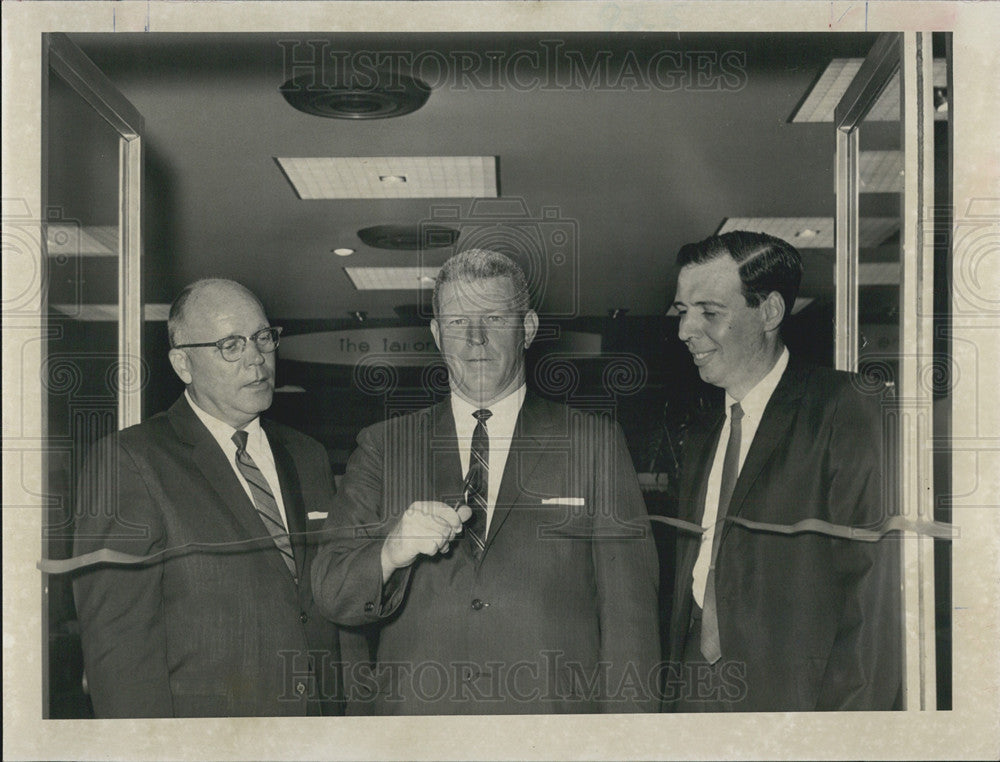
[464,408,492,556]
[231,429,297,580]
[700,401,744,664]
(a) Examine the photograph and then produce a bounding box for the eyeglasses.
[173,327,283,362]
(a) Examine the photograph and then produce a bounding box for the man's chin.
[243,385,274,406]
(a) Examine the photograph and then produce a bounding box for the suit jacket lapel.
[678,410,725,525]
[674,409,724,602]
[167,396,293,581]
[485,393,552,554]
[719,361,810,545]
[266,423,308,581]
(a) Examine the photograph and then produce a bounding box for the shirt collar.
[725,347,789,421]
[185,388,263,449]
[450,384,526,435]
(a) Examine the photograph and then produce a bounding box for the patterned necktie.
[701,401,744,664]
[231,430,297,580]
[464,408,492,556]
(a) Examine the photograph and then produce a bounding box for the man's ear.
[168,348,193,385]
[429,318,442,352]
[522,309,539,349]
[761,291,785,332]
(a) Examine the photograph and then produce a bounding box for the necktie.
[231,430,297,580]
[700,401,744,664]
[464,409,492,556]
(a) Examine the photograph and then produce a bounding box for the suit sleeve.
[817,381,902,710]
[72,437,174,718]
[590,420,661,712]
[310,424,413,627]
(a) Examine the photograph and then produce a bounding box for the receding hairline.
[167,278,265,346]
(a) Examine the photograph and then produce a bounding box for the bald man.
[73,279,343,717]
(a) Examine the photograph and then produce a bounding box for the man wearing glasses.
[73,279,342,717]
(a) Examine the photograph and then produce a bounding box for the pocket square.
[541,497,585,506]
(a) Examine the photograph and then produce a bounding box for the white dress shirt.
[691,348,789,607]
[185,389,290,529]
[450,384,526,536]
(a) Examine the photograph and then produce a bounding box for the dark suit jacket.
[668,360,901,711]
[73,395,343,717]
[311,392,660,715]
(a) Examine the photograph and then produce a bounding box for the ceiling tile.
[275,156,498,199]
[718,216,898,248]
[344,266,440,291]
[791,58,947,123]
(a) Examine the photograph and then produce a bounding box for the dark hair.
[167,278,265,346]
[675,230,803,321]
[432,249,531,317]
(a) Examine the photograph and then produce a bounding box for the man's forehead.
[437,277,518,310]
[184,286,267,328]
[676,258,741,298]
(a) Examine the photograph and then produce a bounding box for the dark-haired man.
[312,249,660,715]
[667,231,901,711]
[73,279,342,717]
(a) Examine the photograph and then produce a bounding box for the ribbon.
[647,513,956,541]
[38,514,957,575]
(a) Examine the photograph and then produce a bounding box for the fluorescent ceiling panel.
[276,156,498,199]
[792,59,947,122]
[46,224,117,257]
[344,266,440,291]
[50,303,171,320]
[718,217,898,248]
[790,297,814,314]
[792,59,864,123]
[860,151,904,193]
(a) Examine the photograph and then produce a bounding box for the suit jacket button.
[471,598,484,611]
[364,601,375,612]
[299,611,308,624]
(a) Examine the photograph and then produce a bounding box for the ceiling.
[62,31,885,322]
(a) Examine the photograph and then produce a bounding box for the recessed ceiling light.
[379,175,407,184]
[795,228,820,239]
[332,248,355,257]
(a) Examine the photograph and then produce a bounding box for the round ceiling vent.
[357,224,460,250]
[280,69,431,119]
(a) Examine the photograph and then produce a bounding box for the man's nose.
[243,339,266,365]
[466,320,487,345]
[677,312,697,342]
